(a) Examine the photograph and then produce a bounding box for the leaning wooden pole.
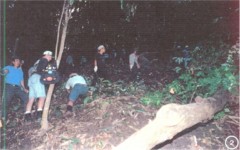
[115,90,230,150]
[41,1,71,130]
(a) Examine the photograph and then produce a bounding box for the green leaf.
[196,71,205,77]
[69,0,75,5]
[173,67,182,73]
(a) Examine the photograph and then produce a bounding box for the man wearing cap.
[65,73,88,116]
[92,45,108,86]
[24,50,53,121]
[2,56,28,121]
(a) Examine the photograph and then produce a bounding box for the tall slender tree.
[41,0,74,130]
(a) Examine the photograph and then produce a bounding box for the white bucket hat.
[97,45,105,50]
[43,50,53,56]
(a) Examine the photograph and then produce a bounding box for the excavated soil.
[3,94,239,150]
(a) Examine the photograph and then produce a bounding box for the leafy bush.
[141,91,164,106]
[141,42,239,107]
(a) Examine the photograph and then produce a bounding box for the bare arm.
[21,80,28,93]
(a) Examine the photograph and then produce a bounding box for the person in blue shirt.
[2,56,28,121]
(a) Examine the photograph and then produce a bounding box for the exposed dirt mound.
[4,95,239,150]
[6,96,157,149]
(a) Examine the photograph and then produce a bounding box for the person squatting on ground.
[129,48,141,81]
[24,50,53,121]
[2,56,28,121]
[65,73,88,117]
[92,45,108,85]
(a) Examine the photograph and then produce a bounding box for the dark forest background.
[3,1,239,68]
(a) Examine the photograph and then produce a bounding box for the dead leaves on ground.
[22,96,156,149]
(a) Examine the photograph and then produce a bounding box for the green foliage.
[213,107,230,120]
[120,1,137,22]
[83,96,92,105]
[120,0,124,10]
[173,66,182,73]
[172,57,184,64]
[69,0,75,6]
[141,91,164,106]
[141,42,239,107]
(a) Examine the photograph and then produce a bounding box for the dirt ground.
[3,94,239,150]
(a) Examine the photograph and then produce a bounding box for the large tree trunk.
[115,90,229,150]
[41,0,71,130]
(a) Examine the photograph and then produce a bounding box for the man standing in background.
[92,45,108,86]
[129,48,141,81]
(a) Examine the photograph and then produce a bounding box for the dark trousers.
[92,67,108,86]
[2,84,28,119]
[130,66,140,81]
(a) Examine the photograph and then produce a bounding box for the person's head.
[133,48,139,54]
[11,56,21,68]
[97,45,106,54]
[43,50,53,61]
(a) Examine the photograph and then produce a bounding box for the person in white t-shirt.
[129,49,140,81]
[65,73,88,116]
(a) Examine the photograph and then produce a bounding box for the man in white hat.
[92,45,108,86]
[25,50,53,121]
[65,72,88,116]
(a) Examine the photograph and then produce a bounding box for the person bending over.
[65,73,88,117]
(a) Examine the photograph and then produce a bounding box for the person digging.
[65,73,88,117]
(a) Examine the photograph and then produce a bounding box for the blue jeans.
[69,84,88,101]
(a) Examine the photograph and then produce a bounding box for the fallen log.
[115,90,230,150]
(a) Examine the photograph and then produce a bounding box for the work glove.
[94,66,98,72]
[129,65,133,71]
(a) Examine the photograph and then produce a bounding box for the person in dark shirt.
[92,45,108,86]
[24,50,53,121]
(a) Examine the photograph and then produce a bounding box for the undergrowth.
[141,41,239,108]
